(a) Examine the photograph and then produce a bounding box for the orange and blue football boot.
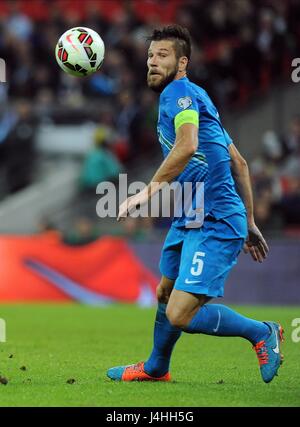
[253,321,284,383]
[107,362,171,382]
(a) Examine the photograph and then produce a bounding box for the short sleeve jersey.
[157,77,245,228]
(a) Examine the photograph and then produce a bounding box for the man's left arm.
[150,122,198,188]
[229,142,269,262]
[117,121,198,220]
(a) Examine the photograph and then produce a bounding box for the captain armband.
[174,110,199,133]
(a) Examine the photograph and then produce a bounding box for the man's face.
[147,40,179,93]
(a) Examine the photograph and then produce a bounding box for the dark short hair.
[147,25,192,61]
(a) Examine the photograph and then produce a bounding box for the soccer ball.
[55,27,105,77]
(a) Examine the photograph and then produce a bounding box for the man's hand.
[243,223,269,263]
[117,188,150,221]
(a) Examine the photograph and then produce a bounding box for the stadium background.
[0,0,299,305]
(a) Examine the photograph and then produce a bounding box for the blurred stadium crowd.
[0,0,299,241]
[250,116,300,233]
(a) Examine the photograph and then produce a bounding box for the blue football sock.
[144,303,182,377]
[185,304,270,345]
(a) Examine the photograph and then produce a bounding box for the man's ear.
[178,56,188,72]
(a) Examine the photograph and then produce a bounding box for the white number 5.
[190,251,205,276]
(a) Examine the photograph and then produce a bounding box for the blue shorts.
[159,212,247,298]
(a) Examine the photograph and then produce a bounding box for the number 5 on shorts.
[190,251,205,276]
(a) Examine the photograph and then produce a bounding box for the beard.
[147,66,178,93]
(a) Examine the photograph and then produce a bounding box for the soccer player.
[107,25,284,384]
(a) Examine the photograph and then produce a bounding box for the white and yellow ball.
[55,27,105,77]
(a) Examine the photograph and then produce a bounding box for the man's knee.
[156,277,174,304]
[166,295,208,329]
[156,284,171,304]
[166,306,190,329]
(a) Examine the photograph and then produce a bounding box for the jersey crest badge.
[177,96,192,110]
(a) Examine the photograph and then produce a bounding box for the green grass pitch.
[0,304,299,407]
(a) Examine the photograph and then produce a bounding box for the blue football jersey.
[157,76,245,228]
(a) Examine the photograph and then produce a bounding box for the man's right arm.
[228,143,269,263]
